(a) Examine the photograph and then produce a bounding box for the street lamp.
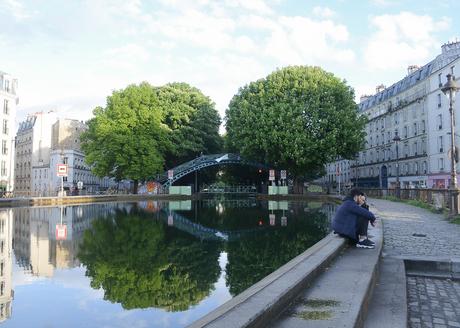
[393,133,401,198]
[442,74,460,217]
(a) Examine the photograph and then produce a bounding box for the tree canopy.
[81,82,222,192]
[225,66,367,177]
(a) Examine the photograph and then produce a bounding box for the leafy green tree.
[81,82,223,193]
[156,83,223,168]
[78,208,221,311]
[81,83,170,193]
[225,66,366,177]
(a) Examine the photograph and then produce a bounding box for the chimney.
[375,84,386,93]
[407,65,419,75]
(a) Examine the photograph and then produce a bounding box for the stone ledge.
[188,233,346,328]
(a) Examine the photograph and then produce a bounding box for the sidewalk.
[365,198,460,328]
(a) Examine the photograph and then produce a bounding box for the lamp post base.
[449,187,460,218]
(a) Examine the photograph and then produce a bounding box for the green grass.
[295,310,332,320]
[450,216,460,224]
[381,196,443,214]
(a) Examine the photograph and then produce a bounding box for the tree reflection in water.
[78,207,221,311]
[78,202,330,311]
[225,208,329,296]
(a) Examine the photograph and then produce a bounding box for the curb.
[188,233,347,328]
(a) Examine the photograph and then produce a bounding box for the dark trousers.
[338,216,369,244]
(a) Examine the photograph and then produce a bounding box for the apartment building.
[0,72,18,193]
[14,111,56,196]
[325,41,460,190]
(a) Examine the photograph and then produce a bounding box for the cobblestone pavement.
[407,276,460,328]
[368,199,460,326]
[369,199,460,258]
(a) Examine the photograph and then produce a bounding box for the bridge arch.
[157,154,271,187]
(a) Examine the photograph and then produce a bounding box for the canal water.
[0,198,336,327]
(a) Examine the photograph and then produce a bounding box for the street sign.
[56,224,67,240]
[77,181,83,190]
[57,164,68,177]
[269,169,275,181]
[280,170,287,180]
[168,170,174,180]
[269,214,276,226]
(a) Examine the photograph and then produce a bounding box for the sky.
[0,0,459,131]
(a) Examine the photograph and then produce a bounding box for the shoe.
[356,239,375,249]
[366,238,375,245]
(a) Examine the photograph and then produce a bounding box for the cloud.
[312,6,336,18]
[264,16,354,65]
[364,12,451,70]
[0,0,33,21]
[224,0,274,15]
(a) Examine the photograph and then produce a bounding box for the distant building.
[48,119,115,195]
[0,72,18,193]
[14,111,56,196]
[324,41,460,190]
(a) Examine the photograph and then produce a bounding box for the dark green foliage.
[225,66,366,176]
[78,208,221,311]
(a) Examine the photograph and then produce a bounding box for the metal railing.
[358,188,450,210]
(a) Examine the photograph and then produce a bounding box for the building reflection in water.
[13,204,131,277]
[0,209,13,322]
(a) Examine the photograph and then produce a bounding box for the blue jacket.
[332,197,376,240]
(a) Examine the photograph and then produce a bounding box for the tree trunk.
[133,179,139,194]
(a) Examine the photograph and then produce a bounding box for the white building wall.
[0,72,18,193]
[324,41,460,190]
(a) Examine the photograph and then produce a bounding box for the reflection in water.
[78,207,221,311]
[1,199,334,327]
[0,210,13,322]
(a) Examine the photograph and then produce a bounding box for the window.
[422,120,426,133]
[2,161,7,176]
[2,100,8,115]
[2,120,7,135]
[452,65,455,76]
[413,123,417,136]
[1,140,6,155]
[415,162,419,174]
[438,114,443,130]
[404,126,408,138]
[439,158,444,171]
[423,161,427,174]
[438,73,443,87]
[438,136,444,152]
[438,94,442,108]
[413,142,418,156]
[63,157,68,164]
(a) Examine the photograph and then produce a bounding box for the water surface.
[0,198,335,327]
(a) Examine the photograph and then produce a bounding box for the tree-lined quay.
[81,66,366,194]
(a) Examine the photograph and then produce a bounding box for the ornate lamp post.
[442,74,460,217]
[393,133,401,198]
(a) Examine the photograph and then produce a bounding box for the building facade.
[0,72,18,193]
[325,41,460,190]
[14,111,56,196]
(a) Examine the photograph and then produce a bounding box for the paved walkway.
[365,199,460,328]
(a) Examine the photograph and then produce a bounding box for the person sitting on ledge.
[332,188,377,249]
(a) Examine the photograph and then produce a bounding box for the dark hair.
[348,188,364,198]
